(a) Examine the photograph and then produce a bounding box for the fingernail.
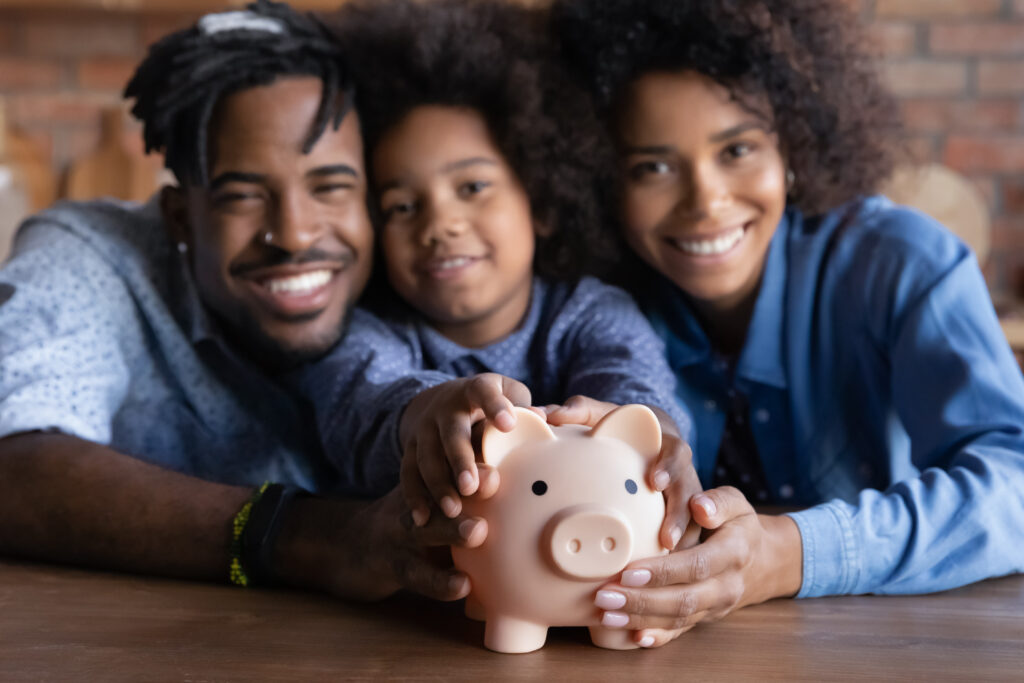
[669,525,682,549]
[695,494,716,517]
[594,590,626,610]
[412,507,429,527]
[441,496,460,518]
[653,470,670,491]
[601,612,629,628]
[638,635,655,648]
[458,471,475,496]
[621,569,651,587]
[448,574,468,595]
[458,518,479,540]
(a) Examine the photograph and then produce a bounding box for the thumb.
[689,486,756,530]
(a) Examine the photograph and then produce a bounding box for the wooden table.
[1,559,1021,682]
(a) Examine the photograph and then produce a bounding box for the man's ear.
[160,184,191,248]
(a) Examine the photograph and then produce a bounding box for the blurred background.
[0,0,1022,307]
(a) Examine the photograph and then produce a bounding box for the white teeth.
[265,269,333,295]
[674,227,745,256]
[434,257,473,270]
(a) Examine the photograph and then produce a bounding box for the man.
[0,0,490,601]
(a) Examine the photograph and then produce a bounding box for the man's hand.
[546,395,703,551]
[274,485,490,602]
[398,374,532,526]
[592,486,803,648]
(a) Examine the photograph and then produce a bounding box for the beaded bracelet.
[229,482,306,587]
[229,482,270,587]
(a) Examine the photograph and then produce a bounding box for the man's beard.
[216,306,352,372]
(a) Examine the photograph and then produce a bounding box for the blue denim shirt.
[0,198,440,495]
[643,196,1024,597]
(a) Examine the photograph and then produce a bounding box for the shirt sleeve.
[559,280,693,441]
[789,231,1024,597]
[291,310,452,497]
[0,221,133,444]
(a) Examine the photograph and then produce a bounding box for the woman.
[549,0,1024,648]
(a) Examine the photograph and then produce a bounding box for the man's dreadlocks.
[125,0,353,187]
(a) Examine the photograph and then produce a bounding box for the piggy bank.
[452,404,667,653]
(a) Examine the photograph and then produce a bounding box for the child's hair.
[332,0,617,282]
[125,0,354,188]
[552,0,903,216]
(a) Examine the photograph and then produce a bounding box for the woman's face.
[617,70,787,314]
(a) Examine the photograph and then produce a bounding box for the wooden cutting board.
[65,106,164,202]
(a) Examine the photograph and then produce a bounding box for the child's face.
[617,70,787,315]
[373,105,535,348]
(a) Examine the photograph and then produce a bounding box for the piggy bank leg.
[588,625,640,650]
[464,593,485,621]
[484,616,548,653]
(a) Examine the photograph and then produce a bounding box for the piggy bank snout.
[544,505,634,581]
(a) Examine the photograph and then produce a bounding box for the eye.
[722,142,755,161]
[627,160,671,181]
[383,200,417,219]
[315,182,353,196]
[624,479,638,495]
[532,480,548,496]
[458,180,490,198]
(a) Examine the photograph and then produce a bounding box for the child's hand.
[546,395,703,551]
[399,373,532,526]
[593,487,803,648]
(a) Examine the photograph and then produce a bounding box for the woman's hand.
[592,486,803,648]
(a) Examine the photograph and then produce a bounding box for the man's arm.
[0,432,484,601]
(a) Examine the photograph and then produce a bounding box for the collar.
[416,277,544,378]
[650,210,794,389]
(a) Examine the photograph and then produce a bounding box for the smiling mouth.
[422,255,483,279]
[670,224,748,257]
[262,269,334,296]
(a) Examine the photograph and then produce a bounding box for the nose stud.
[263,231,275,246]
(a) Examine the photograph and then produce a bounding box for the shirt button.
[754,408,771,423]
[704,399,717,412]
[779,484,794,499]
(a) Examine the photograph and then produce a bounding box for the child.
[553,0,1024,647]
[312,0,700,549]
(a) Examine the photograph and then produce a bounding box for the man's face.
[168,76,373,368]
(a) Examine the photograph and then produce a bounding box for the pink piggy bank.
[452,404,668,653]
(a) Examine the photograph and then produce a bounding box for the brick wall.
[1,2,1024,292]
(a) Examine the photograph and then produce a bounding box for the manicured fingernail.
[653,470,670,491]
[458,471,476,496]
[458,518,480,540]
[412,507,429,527]
[695,494,716,517]
[638,635,655,648]
[441,496,460,518]
[669,525,683,549]
[601,612,629,628]
[621,569,651,587]
[594,590,626,610]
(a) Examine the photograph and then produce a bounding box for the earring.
[176,241,188,254]
[785,168,796,190]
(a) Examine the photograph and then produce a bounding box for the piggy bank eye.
[532,480,548,496]
[624,479,638,495]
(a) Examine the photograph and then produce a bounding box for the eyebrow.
[624,122,768,156]
[378,156,498,193]
[208,171,265,191]
[307,164,359,179]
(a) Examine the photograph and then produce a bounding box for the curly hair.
[125,0,353,187]
[551,0,903,216]
[329,0,617,282]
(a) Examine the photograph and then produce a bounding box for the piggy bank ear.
[481,407,556,468]
[590,404,662,459]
